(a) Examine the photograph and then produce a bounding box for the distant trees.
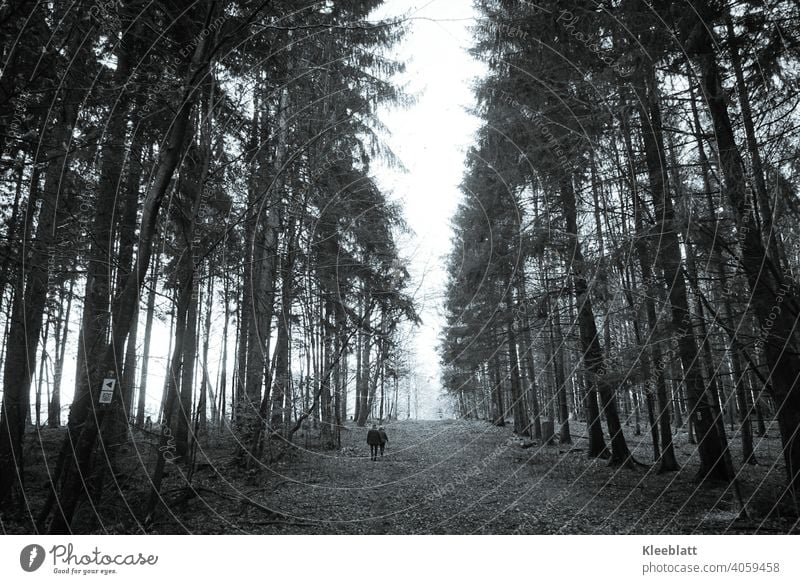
[0,0,418,532]
[441,0,800,503]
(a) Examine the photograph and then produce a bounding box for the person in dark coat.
[367,424,381,461]
[378,426,388,457]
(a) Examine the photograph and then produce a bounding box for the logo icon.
[20,544,46,572]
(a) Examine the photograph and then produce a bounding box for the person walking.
[367,424,381,461]
[378,426,388,457]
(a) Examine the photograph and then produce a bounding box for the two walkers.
[366,424,389,461]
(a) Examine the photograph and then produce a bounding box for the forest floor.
[7,418,799,534]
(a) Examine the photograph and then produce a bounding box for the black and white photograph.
[0,0,799,578]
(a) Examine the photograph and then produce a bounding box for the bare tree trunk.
[551,299,571,444]
[333,304,345,446]
[45,16,217,532]
[490,352,505,427]
[724,12,785,271]
[560,180,630,466]
[356,287,372,426]
[320,299,336,448]
[515,268,542,439]
[145,279,191,522]
[66,27,135,475]
[50,270,74,428]
[115,128,145,430]
[137,254,159,428]
[0,89,80,505]
[268,219,297,436]
[507,320,530,437]
[175,277,199,460]
[0,155,27,303]
[198,276,214,438]
[692,25,800,493]
[159,306,175,424]
[619,92,679,473]
[35,314,52,428]
[218,275,231,429]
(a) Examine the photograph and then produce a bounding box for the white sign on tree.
[99,378,116,404]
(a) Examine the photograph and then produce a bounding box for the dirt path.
[258,419,525,534]
[168,419,795,534]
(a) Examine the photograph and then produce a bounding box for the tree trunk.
[269,217,298,436]
[35,314,52,428]
[319,300,335,448]
[514,268,542,439]
[693,24,800,495]
[356,288,372,426]
[175,277,199,460]
[50,271,74,428]
[724,12,785,272]
[560,180,629,466]
[507,320,530,436]
[137,255,159,428]
[491,351,505,427]
[218,275,231,429]
[66,29,135,473]
[198,276,214,438]
[552,299,571,444]
[45,19,216,532]
[0,90,80,505]
[354,302,363,423]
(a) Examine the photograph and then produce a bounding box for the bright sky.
[372,0,486,417]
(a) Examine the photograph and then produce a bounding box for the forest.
[1,0,799,535]
[441,0,800,531]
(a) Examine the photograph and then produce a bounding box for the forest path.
[263,419,524,534]
[175,419,793,534]
[249,419,536,534]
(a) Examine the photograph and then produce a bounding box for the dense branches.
[441,0,800,505]
[0,0,418,532]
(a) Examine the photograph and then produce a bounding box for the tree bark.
[45,17,216,531]
[692,21,800,495]
[136,255,159,428]
[50,272,74,428]
[0,85,80,505]
[507,320,530,436]
[560,180,630,466]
